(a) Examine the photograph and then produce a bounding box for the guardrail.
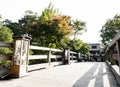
[28,45,78,71]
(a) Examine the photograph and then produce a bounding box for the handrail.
[0,41,12,78]
[0,41,12,47]
[105,31,120,85]
[28,45,78,71]
[29,45,62,52]
[70,51,77,54]
[106,32,120,52]
[0,40,79,77]
[0,55,12,60]
[29,45,63,71]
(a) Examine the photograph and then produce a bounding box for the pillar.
[11,36,30,77]
[63,48,70,64]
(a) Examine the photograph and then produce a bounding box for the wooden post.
[11,36,30,77]
[47,49,51,66]
[105,51,109,62]
[67,48,70,64]
[116,41,120,74]
[77,52,81,62]
[71,53,73,62]
[63,48,70,64]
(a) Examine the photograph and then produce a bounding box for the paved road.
[0,62,119,87]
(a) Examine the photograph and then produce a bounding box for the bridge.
[0,33,120,87]
[0,62,119,87]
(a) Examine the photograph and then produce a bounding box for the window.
[91,46,97,49]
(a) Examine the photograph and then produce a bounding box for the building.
[89,43,104,62]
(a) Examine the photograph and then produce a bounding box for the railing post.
[77,52,81,62]
[11,36,30,77]
[63,48,70,65]
[47,49,51,66]
[71,53,73,62]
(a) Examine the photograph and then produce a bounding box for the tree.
[26,4,73,48]
[4,3,88,54]
[4,10,37,37]
[39,3,58,21]
[72,20,86,39]
[30,14,73,48]
[0,18,13,55]
[4,4,73,49]
[67,39,82,51]
[4,19,23,36]
[0,20,13,43]
[69,39,89,56]
[79,42,90,56]
[100,14,120,47]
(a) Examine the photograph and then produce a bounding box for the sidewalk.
[0,62,119,87]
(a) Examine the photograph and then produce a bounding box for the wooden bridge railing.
[0,41,13,78]
[105,31,120,85]
[0,37,81,78]
[28,45,78,71]
[0,41,12,61]
[28,46,63,71]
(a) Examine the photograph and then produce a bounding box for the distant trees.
[100,14,120,47]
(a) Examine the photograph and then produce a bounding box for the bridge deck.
[0,62,119,87]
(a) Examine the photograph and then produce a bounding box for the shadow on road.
[72,62,119,87]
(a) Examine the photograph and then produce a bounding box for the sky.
[0,0,120,43]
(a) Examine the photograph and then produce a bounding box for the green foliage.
[28,15,73,48]
[0,18,13,68]
[3,3,88,56]
[100,14,120,47]
[67,39,90,55]
[4,10,37,36]
[72,20,86,39]
[0,25,13,43]
[0,19,13,55]
[4,4,74,49]
[68,39,83,51]
[0,48,12,55]
[39,3,58,21]
[79,43,90,56]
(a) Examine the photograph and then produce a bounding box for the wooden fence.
[0,41,13,78]
[0,41,12,61]
[0,37,80,78]
[105,31,120,85]
[28,45,78,71]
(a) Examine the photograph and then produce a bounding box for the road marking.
[88,78,96,87]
